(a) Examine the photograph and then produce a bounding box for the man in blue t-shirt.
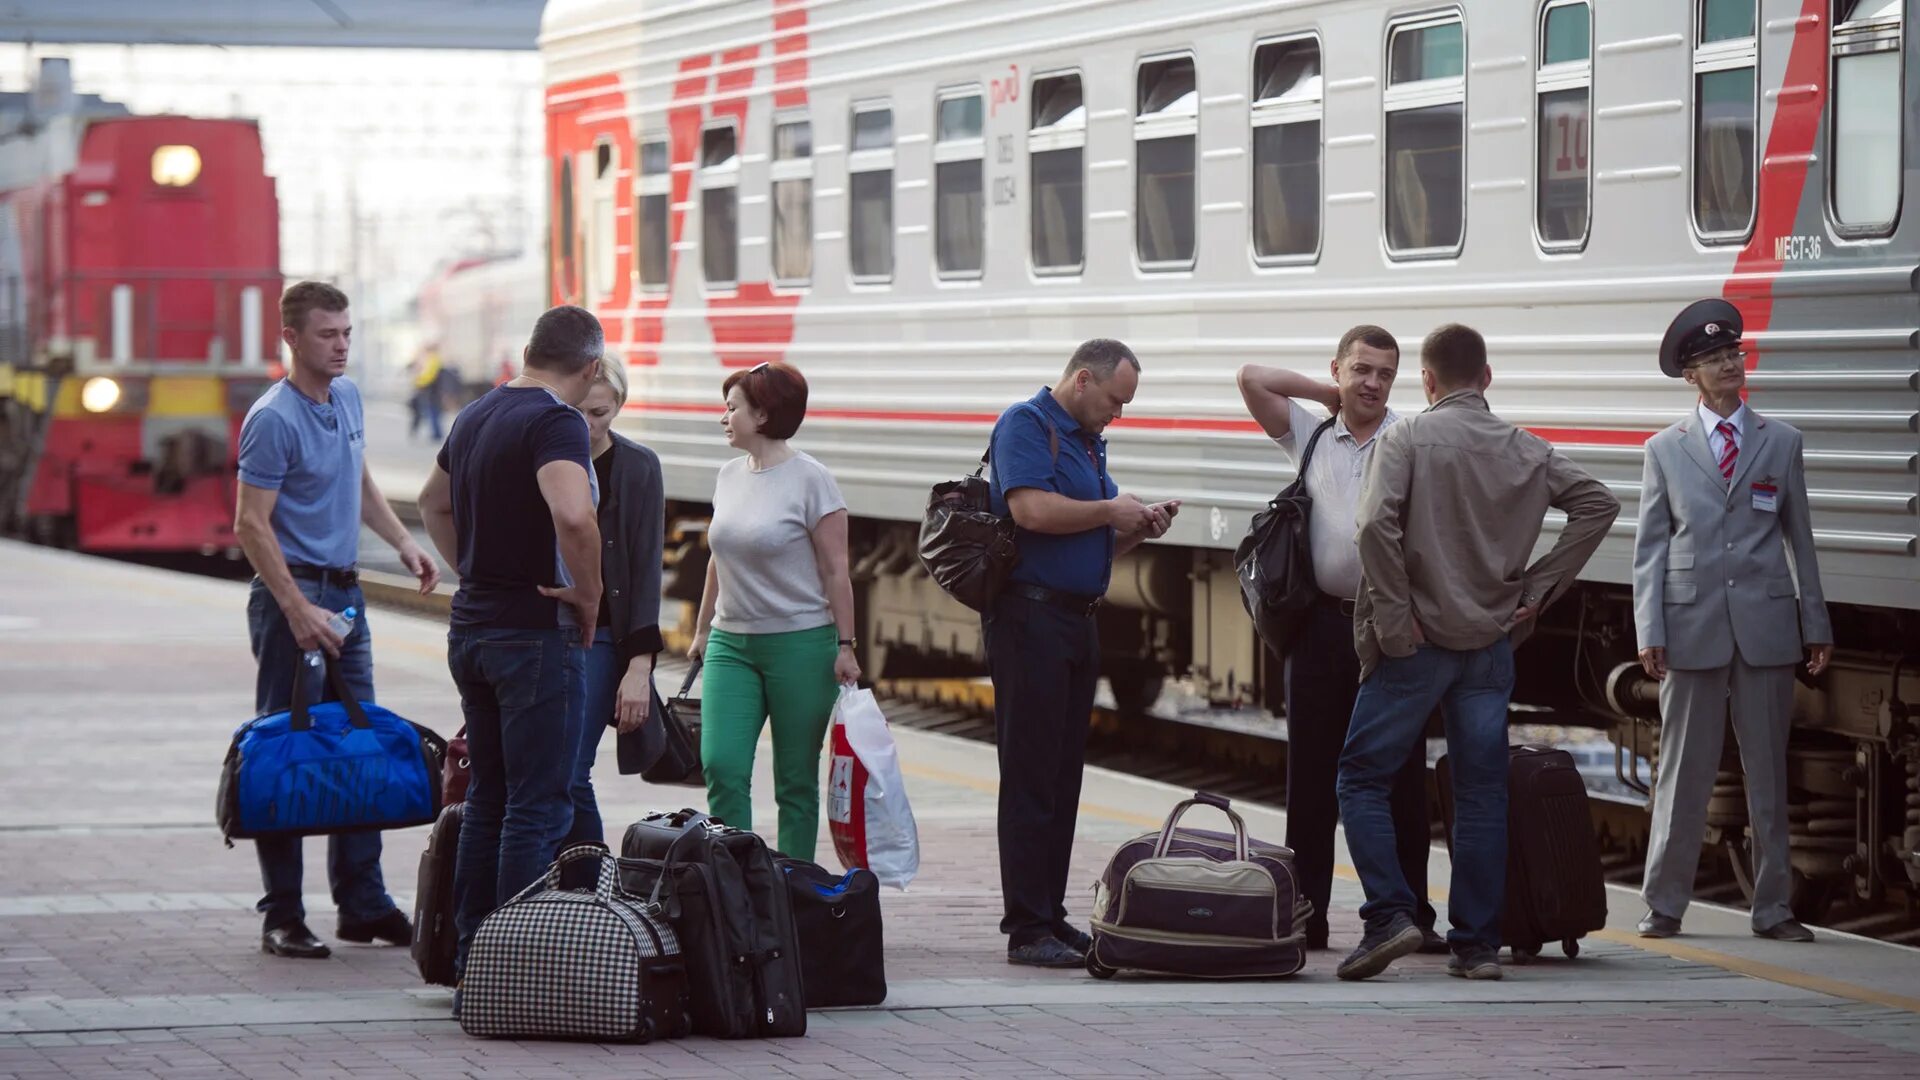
[984,338,1177,967]
[234,281,441,960]
[418,304,604,980]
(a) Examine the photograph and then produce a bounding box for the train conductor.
[1632,298,1832,943]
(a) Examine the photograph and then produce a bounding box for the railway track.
[352,564,1920,948]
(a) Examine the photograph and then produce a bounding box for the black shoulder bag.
[918,409,1057,613]
[1234,415,1338,655]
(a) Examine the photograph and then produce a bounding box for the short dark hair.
[280,281,348,332]
[1063,338,1141,381]
[525,305,604,376]
[1336,325,1399,365]
[1421,323,1488,388]
[722,361,809,440]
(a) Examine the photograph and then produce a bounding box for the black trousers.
[984,590,1098,948]
[1286,601,1437,936]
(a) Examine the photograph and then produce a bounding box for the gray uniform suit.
[1632,406,1831,929]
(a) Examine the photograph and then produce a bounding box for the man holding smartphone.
[985,338,1174,967]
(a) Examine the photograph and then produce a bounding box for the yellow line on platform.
[1589,928,1920,1016]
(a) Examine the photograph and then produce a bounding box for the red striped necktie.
[1716,420,1738,483]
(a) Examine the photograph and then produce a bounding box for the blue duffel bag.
[217,655,447,842]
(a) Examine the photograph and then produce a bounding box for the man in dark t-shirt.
[418,305,605,983]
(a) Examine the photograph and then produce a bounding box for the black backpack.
[918,407,1057,613]
[1234,415,1336,655]
[619,809,806,1039]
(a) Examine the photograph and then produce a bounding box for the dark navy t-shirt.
[987,387,1118,596]
[438,385,593,629]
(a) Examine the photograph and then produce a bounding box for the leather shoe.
[1007,938,1085,968]
[338,909,413,947]
[1417,927,1450,955]
[1753,918,1815,943]
[1054,925,1093,955]
[262,923,331,959]
[1637,911,1682,938]
[1303,925,1330,951]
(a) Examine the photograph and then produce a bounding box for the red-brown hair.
[722,361,809,440]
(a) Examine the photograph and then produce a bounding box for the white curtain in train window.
[1384,19,1465,254]
[1029,74,1086,272]
[1535,1,1591,247]
[1831,1,1903,229]
[636,140,670,288]
[849,106,895,281]
[591,142,617,299]
[701,125,740,286]
[1692,0,1755,237]
[1252,36,1323,260]
[1135,57,1198,266]
[555,157,577,301]
[771,120,813,283]
[935,93,985,276]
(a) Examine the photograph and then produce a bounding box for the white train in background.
[538,0,1920,913]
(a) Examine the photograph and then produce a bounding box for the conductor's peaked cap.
[1659,298,1744,378]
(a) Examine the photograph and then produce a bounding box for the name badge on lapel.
[1751,481,1778,513]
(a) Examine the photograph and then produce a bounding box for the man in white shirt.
[1633,299,1831,943]
[1238,325,1441,953]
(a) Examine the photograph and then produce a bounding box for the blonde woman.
[690,361,859,860]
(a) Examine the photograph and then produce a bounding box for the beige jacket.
[1353,389,1620,678]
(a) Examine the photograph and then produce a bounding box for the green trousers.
[701,624,840,860]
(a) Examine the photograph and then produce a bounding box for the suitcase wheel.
[1086,955,1116,980]
[1561,938,1579,959]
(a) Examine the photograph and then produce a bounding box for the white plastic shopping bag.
[827,686,920,890]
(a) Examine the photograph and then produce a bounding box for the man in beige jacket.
[1333,324,1619,983]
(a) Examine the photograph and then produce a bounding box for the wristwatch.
[839,638,857,649]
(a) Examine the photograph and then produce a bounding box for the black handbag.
[918,413,1057,613]
[631,659,702,786]
[1234,415,1337,655]
[775,856,886,1007]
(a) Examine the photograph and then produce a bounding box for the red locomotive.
[0,59,280,555]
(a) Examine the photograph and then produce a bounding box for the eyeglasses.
[1686,348,1747,370]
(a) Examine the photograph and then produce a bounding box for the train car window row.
[701,124,741,288]
[1384,12,1467,258]
[771,118,814,286]
[849,102,896,283]
[935,89,986,278]
[1251,35,1322,264]
[1029,72,1086,274]
[1830,0,1903,235]
[1136,55,1199,269]
[590,139,618,300]
[1536,1,1592,251]
[1692,0,1759,242]
[636,139,670,291]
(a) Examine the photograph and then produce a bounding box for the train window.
[636,139,670,290]
[1251,35,1323,263]
[1029,73,1086,274]
[701,124,740,287]
[556,157,577,302]
[1692,0,1757,240]
[849,103,895,283]
[1830,0,1902,233]
[771,119,813,286]
[590,139,618,300]
[1136,55,1198,269]
[1384,14,1466,257]
[1536,1,1592,250]
[935,90,986,278]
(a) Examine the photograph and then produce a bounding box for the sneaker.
[1417,927,1449,955]
[1446,946,1504,980]
[1007,937,1086,968]
[1054,925,1093,955]
[1334,917,1423,981]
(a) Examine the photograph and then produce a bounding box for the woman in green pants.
[690,361,860,861]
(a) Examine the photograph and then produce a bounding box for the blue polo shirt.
[236,377,364,569]
[988,388,1118,596]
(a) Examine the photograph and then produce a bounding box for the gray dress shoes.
[1753,918,1816,942]
[1637,911,1682,938]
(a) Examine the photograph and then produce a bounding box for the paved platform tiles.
[3,541,1919,1078]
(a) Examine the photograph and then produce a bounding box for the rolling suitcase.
[620,809,806,1037]
[411,802,462,986]
[1086,791,1312,979]
[460,845,690,1043]
[776,857,887,1007]
[1435,744,1608,960]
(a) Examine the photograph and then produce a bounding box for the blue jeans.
[558,629,618,851]
[1338,640,1514,950]
[245,577,397,933]
[447,627,583,973]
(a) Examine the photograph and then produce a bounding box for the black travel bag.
[1436,744,1608,959]
[776,856,887,1007]
[1233,415,1335,655]
[410,802,463,986]
[918,410,1058,613]
[619,809,806,1037]
[629,661,702,786]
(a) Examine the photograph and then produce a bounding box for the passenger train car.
[540,0,1920,911]
[0,60,281,555]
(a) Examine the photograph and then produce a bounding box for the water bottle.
[301,607,357,674]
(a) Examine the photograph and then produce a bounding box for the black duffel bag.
[623,660,702,786]
[775,856,886,1008]
[1234,415,1335,655]
[918,413,1057,613]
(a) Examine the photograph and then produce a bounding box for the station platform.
[2,541,1918,1079]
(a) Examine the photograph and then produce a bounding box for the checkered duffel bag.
[460,845,691,1043]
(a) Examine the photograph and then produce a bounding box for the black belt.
[288,564,358,588]
[1316,593,1358,617]
[1006,583,1102,617]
